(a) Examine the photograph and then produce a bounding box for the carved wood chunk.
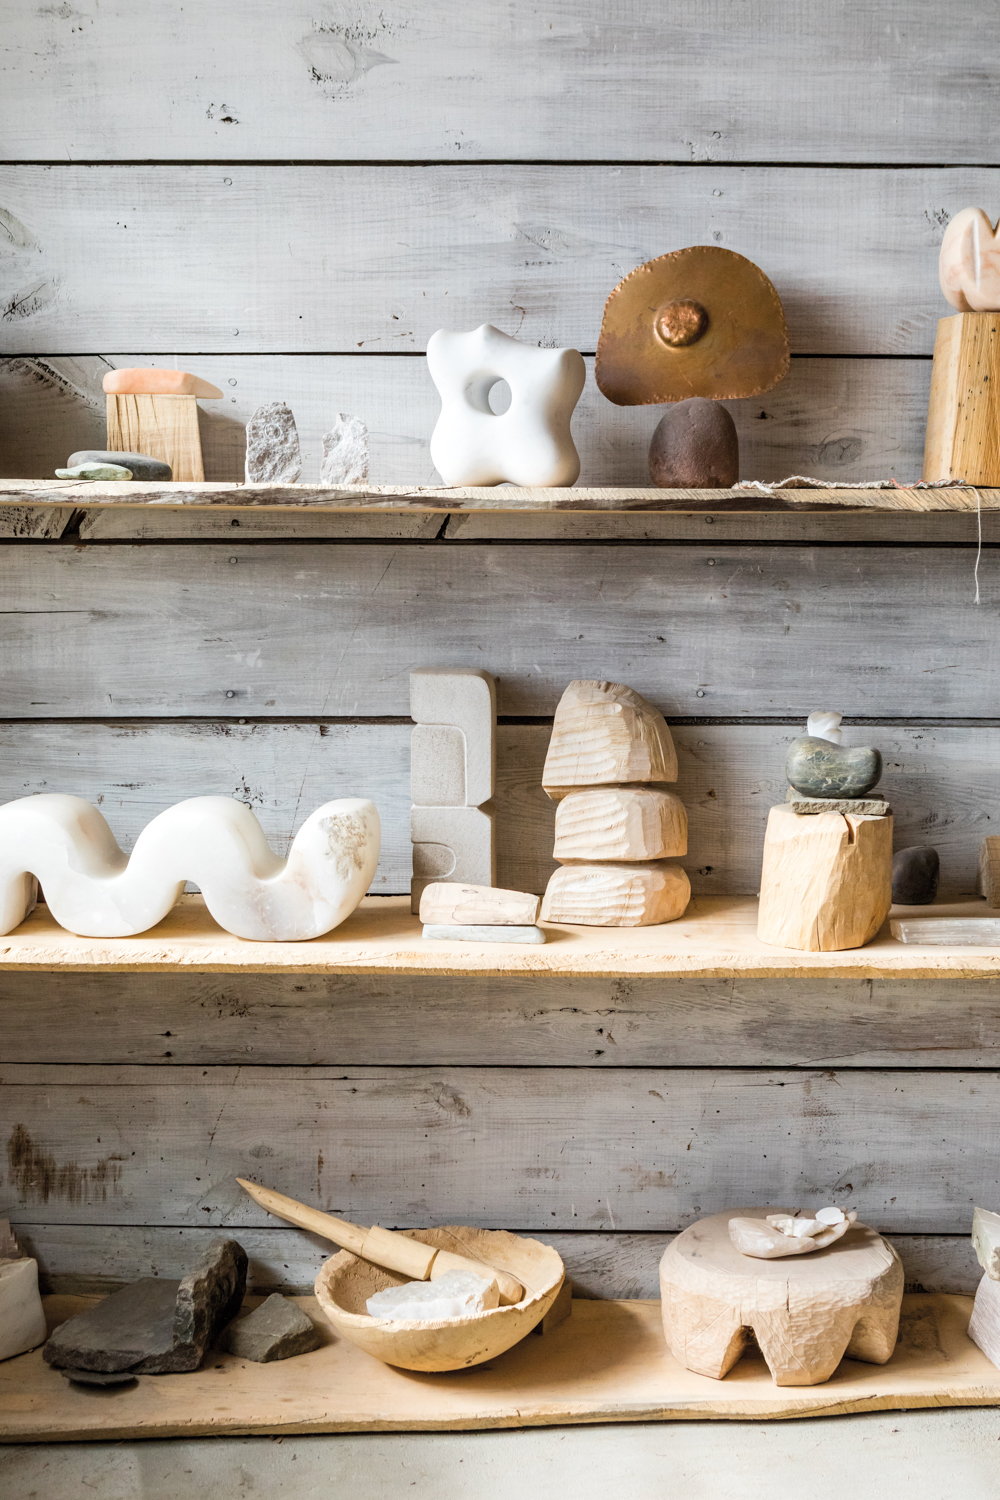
[969,1271,1000,1370]
[419,882,540,926]
[106,394,204,482]
[552,786,687,862]
[923,313,1000,485]
[660,1209,903,1387]
[757,803,892,952]
[977,836,1000,907]
[540,861,690,927]
[542,680,677,799]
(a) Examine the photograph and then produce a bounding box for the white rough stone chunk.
[969,1271,1000,1369]
[410,668,496,807]
[0,1257,47,1362]
[806,710,843,745]
[427,324,586,487]
[320,414,369,486]
[366,1269,499,1323]
[973,1207,1000,1280]
[422,923,546,945]
[245,402,302,483]
[0,793,380,941]
[729,1210,857,1259]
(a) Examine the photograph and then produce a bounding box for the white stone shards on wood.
[320,414,369,485]
[245,403,302,483]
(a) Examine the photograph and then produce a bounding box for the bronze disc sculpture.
[595,245,789,407]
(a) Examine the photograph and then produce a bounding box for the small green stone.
[785,736,882,799]
[55,463,133,481]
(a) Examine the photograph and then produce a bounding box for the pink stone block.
[103,368,223,398]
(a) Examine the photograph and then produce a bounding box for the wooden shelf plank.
[0,481,996,516]
[4,895,1000,979]
[0,1292,995,1441]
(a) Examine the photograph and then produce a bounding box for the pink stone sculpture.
[103,368,223,398]
[939,208,1000,312]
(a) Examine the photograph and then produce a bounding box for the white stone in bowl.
[366,1269,499,1323]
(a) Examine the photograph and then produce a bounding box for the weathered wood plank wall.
[1,3,997,1300]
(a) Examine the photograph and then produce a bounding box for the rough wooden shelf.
[4,895,1000,978]
[1,1292,995,1441]
[1,480,997,515]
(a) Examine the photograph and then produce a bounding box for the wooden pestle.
[236,1178,524,1306]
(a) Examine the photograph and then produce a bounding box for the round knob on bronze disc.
[655,299,709,348]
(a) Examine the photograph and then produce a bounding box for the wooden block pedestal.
[923,312,1000,485]
[757,803,892,952]
[106,394,205,481]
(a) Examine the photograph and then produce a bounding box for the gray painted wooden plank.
[1,543,996,719]
[3,1064,995,1233]
[0,353,936,489]
[0,167,989,355]
[0,722,994,901]
[14,1224,981,1299]
[4,966,1000,1069]
[3,0,997,163]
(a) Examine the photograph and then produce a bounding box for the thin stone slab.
[61,1367,137,1386]
[245,403,302,484]
[219,1293,322,1363]
[789,797,891,816]
[320,415,369,485]
[890,918,1000,946]
[422,923,546,944]
[43,1237,247,1374]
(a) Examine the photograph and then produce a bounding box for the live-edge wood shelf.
[4,895,1000,979]
[1,1292,996,1441]
[2,480,998,515]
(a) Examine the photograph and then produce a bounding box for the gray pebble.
[55,463,132,481]
[785,736,882,798]
[219,1293,322,1363]
[892,845,940,905]
[648,398,738,488]
[68,450,172,481]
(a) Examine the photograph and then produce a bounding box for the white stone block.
[411,805,495,914]
[973,1206,1000,1280]
[366,1269,499,1323]
[0,1257,47,1362]
[970,1271,1000,1370]
[410,725,467,807]
[410,667,496,807]
[422,923,546,945]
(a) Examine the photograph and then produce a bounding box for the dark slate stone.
[648,398,739,488]
[785,736,883,798]
[61,1367,138,1386]
[892,845,940,905]
[68,450,173,481]
[219,1293,323,1363]
[44,1237,247,1375]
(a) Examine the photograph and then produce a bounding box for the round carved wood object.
[596,246,789,406]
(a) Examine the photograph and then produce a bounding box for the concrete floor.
[5,1411,1000,1499]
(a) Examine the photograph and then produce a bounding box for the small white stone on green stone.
[55,463,133,481]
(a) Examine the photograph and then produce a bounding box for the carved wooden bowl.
[314,1225,565,1372]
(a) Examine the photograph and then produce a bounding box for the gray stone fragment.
[892,845,940,905]
[423,923,546,944]
[61,1367,138,1386]
[785,736,882,798]
[789,797,890,816]
[245,402,301,483]
[219,1293,322,1362]
[648,398,738,488]
[68,450,173,481]
[55,463,132,481]
[43,1237,247,1375]
[320,413,369,485]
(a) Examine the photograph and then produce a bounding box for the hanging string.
[974,486,983,606]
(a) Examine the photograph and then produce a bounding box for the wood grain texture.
[2,543,998,719]
[0,723,996,902]
[0,354,935,489]
[15,1225,981,1299]
[2,1064,995,1233]
[3,1,997,163]
[6,966,1000,1069]
[0,167,990,355]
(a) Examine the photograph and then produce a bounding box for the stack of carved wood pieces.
[969,1207,1000,1369]
[539,681,691,926]
[419,881,545,944]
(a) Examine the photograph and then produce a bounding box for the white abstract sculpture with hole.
[0,793,381,941]
[427,324,586,487]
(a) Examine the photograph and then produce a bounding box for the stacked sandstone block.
[539,680,691,926]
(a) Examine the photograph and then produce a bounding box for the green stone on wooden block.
[785,736,882,799]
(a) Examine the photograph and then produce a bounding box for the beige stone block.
[540,861,690,927]
[542,680,677,799]
[411,805,495,914]
[553,786,687,862]
[410,725,467,807]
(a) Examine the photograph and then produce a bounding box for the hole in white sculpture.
[487,379,512,415]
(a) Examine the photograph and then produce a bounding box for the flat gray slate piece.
[789,798,891,816]
[422,923,546,944]
[219,1294,322,1363]
[44,1237,247,1374]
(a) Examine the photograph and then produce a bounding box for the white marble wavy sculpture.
[940,208,1000,312]
[0,794,380,941]
[427,324,586,487]
[729,1207,857,1259]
